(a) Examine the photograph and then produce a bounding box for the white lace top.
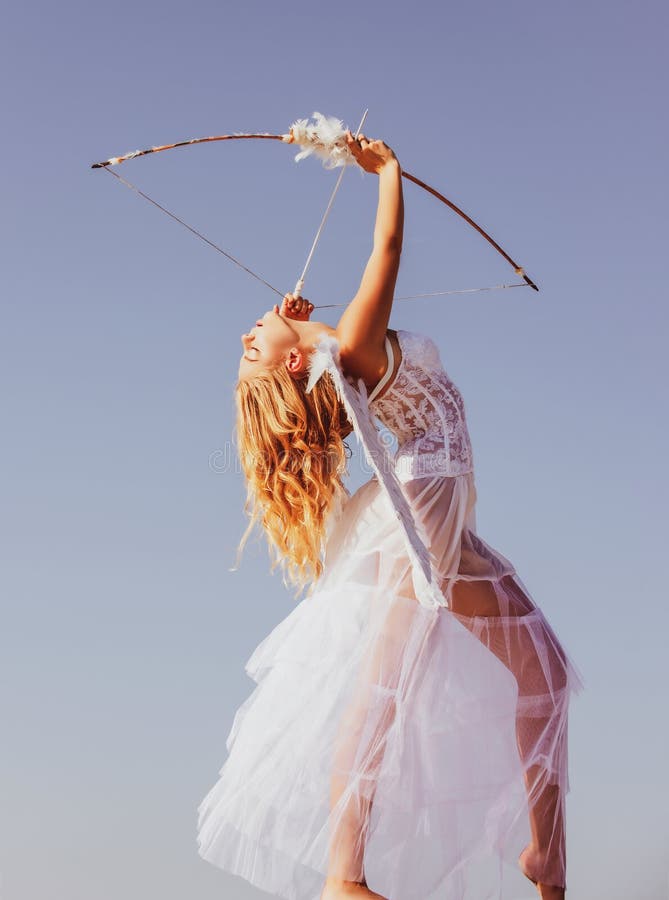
[369,330,475,481]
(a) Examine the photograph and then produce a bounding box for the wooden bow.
[91,127,539,293]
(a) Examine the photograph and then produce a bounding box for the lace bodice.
[369,330,474,480]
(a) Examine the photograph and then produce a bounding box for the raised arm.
[335,133,404,387]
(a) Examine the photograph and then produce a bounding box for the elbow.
[374,235,403,256]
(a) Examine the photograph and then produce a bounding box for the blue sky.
[2,1,668,898]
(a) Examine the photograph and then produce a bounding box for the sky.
[1,1,668,898]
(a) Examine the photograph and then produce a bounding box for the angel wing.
[306,334,447,611]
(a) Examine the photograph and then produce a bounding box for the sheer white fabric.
[370,330,474,480]
[197,330,585,898]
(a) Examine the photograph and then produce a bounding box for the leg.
[323,593,434,898]
[450,574,572,896]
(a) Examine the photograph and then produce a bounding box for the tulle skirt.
[197,473,585,899]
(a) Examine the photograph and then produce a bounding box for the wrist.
[379,158,401,175]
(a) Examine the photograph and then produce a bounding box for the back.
[369,330,475,481]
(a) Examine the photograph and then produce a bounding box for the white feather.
[306,335,447,611]
[288,112,359,171]
[305,335,339,393]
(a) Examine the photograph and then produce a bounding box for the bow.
[91,112,539,298]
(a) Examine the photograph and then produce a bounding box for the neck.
[294,318,336,351]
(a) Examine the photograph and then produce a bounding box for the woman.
[197,132,584,900]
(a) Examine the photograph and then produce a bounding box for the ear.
[284,347,305,375]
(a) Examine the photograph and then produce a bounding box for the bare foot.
[320,879,388,900]
[518,847,565,899]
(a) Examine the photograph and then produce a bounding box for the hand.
[279,292,314,320]
[345,131,399,174]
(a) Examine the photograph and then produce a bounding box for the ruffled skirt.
[197,474,584,899]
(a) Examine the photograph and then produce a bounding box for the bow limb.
[400,170,539,292]
[91,133,288,169]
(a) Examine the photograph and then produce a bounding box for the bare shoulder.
[338,329,402,395]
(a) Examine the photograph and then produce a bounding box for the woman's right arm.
[335,134,404,388]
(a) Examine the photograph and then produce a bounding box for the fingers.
[346,129,381,150]
[280,292,314,320]
[345,130,395,173]
[346,131,367,167]
[346,129,365,153]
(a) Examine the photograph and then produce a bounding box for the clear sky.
[2,1,668,898]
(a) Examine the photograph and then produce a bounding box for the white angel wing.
[307,335,447,611]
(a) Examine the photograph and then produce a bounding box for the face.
[238,305,302,381]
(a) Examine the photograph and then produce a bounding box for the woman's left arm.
[336,136,404,386]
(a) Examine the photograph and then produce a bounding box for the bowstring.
[315,282,531,308]
[99,163,530,305]
[101,166,284,298]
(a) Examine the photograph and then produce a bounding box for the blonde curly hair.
[234,360,353,594]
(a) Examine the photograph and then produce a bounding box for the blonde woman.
[197,133,584,900]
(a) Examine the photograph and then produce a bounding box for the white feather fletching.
[288,112,359,170]
[306,335,447,611]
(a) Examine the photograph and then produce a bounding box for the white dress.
[196,329,585,899]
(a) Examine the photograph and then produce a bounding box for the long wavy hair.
[234,360,353,594]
